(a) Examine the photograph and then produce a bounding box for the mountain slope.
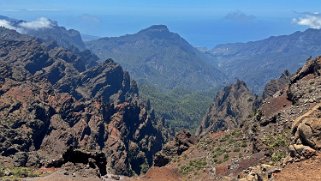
[208,28,321,92]
[0,28,165,177]
[143,56,321,181]
[0,15,86,51]
[86,25,225,91]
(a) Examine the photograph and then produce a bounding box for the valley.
[1,7,321,181]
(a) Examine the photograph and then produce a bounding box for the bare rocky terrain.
[1,23,321,181]
[133,56,321,181]
[0,27,165,179]
[196,80,259,136]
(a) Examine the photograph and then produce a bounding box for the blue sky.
[0,0,320,47]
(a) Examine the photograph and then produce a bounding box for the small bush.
[0,167,4,177]
[223,154,229,162]
[140,163,149,174]
[263,134,288,150]
[231,130,242,137]
[271,151,286,162]
[233,147,241,152]
[179,158,207,175]
[1,167,39,178]
[212,148,225,158]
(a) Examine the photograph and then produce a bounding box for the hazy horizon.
[1,0,321,47]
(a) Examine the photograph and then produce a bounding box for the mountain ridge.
[0,15,86,51]
[86,24,226,91]
[0,27,165,176]
[207,28,321,92]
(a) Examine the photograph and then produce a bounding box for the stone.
[111,175,120,180]
[196,80,258,136]
[289,144,316,159]
[154,130,195,167]
[0,28,165,177]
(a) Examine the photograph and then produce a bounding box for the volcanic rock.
[196,80,258,136]
[262,70,291,99]
[154,130,196,167]
[0,27,164,176]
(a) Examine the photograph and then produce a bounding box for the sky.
[0,0,321,47]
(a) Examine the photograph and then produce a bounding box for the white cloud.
[293,12,321,29]
[18,17,53,30]
[0,19,17,30]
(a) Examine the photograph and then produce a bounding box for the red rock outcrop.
[196,80,258,136]
[0,28,164,176]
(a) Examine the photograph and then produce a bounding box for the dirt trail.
[274,154,321,181]
[130,167,182,181]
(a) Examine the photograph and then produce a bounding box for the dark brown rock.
[262,70,291,99]
[0,28,165,176]
[154,130,196,167]
[196,80,258,136]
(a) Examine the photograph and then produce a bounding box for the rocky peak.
[291,56,321,84]
[136,25,176,42]
[287,56,321,105]
[86,24,225,92]
[0,28,165,176]
[139,25,169,33]
[196,80,257,136]
[244,56,321,172]
[262,70,291,99]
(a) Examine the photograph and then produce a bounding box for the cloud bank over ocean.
[293,12,321,29]
[0,17,53,33]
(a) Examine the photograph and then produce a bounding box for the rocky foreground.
[141,56,321,181]
[1,26,321,181]
[0,27,166,179]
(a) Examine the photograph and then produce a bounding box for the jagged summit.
[262,69,291,99]
[0,28,164,176]
[291,55,321,84]
[195,79,257,136]
[139,25,169,33]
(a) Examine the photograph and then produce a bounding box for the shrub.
[232,130,242,137]
[179,158,207,175]
[223,154,229,162]
[271,151,286,162]
[140,163,149,174]
[0,167,4,177]
[241,141,247,147]
[263,133,288,150]
[233,147,241,152]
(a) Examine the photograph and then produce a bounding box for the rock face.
[196,80,257,136]
[287,57,321,159]
[0,28,164,176]
[27,27,86,51]
[144,56,321,181]
[262,70,291,99]
[154,130,196,167]
[288,56,321,105]
[158,56,321,180]
[248,56,321,162]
